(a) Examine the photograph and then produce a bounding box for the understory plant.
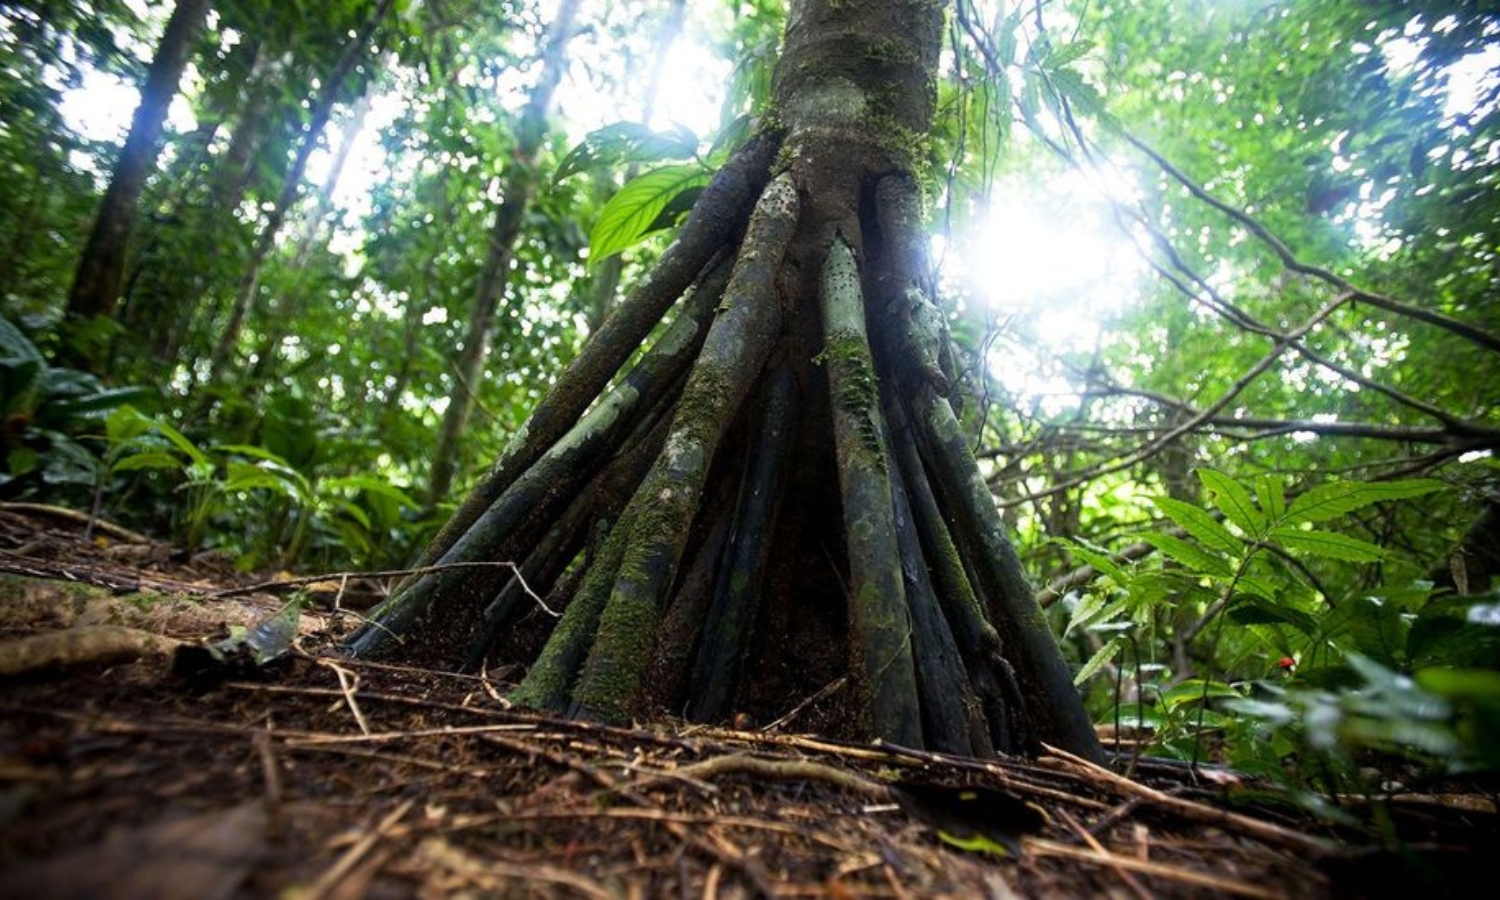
[1065,468,1500,805]
[103,405,416,568]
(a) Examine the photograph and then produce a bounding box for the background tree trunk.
[201,0,395,401]
[60,0,209,371]
[425,0,583,509]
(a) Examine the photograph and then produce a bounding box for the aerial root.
[407,134,782,580]
[819,232,924,746]
[687,363,797,722]
[514,173,801,723]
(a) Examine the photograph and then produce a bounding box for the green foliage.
[0,315,146,492]
[1067,468,1497,811]
[1225,652,1500,800]
[104,405,416,566]
[555,121,700,183]
[586,163,712,266]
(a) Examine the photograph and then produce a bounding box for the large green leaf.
[555,121,699,183]
[587,164,711,266]
[148,416,211,468]
[1140,531,1233,578]
[323,474,416,508]
[1268,526,1386,563]
[1160,679,1242,712]
[1343,598,1409,668]
[222,461,304,498]
[1281,479,1445,527]
[1074,633,1127,686]
[110,450,184,473]
[1056,538,1129,584]
[42,385,150,420]
[1197,468,1266,537]
[0,315,46,418]
[1152,496,1244,557]
[1407,594,1500,670]
[1255,475,1286,521]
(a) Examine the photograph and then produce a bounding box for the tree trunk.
[425,0,583,508]
[346,0,1103,762]
[202,0,394,398]
[59,0,209,371]
[244,81,376,393]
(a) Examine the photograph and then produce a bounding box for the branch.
[1124,132,1500,356]
[995,296,1345,508]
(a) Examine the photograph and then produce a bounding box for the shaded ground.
[0,503,1494,898]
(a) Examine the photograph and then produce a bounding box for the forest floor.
[0,503,1494,899]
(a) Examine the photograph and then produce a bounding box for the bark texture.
[345,0,1102,762]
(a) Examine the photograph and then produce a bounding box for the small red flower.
[1277,656,1296,670]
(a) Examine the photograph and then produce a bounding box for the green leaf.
[7,446,40,477]
[994,7,1023,67]
[1268,527,1385,563]
[1282,478,1444,526]
[1407,596,1500,669]
[1075,634,1127,685]
[1227,598,1316,635]
[1153,496,1243,556]
[323,475,416,508]
[1197,468,1266,537]
[1018,71,1043,134]
[149,417,211,468]
[1056,538,1128,584]
[705,113,753,164]
[221,461,299,497]
[105,405,155,445]
[1223,696,1296,728]
[1256,475,1286,520]
[111,450,186,473]
[1344,600,1409,668]
[1141,531,1233,578]
[587,164,711,266]
[0,314,46,418]
[43,385,149,421]
[936,830,1012,857]
[213,443,294,465]
[1233,574,1281,603]
[1067,595,1127,637]
[1043,38,1094,68]
[1160,679,1241,712]
[331,497,372,530]
[1415,667,1500,703]
[555,121,699,183]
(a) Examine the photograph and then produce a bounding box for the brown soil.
[0,505,1494,898]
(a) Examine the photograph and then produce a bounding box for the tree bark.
[60,0,209,371]
[346,0,1104,763]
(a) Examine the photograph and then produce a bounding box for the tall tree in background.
[347,0,1103,761]
[426,0,583,508]
[60,0,208,370]
[202,0,397,403]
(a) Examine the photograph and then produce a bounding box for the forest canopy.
[2,0,1498,786]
